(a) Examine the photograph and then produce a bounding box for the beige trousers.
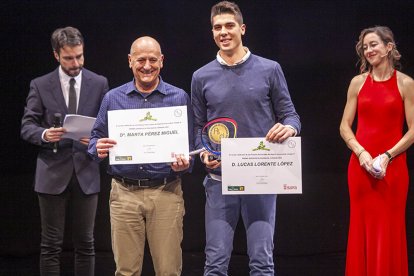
[110,178,185,276]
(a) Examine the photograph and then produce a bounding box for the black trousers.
[38,174,98,276]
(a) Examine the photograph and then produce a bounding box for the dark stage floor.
[1,251,346,276]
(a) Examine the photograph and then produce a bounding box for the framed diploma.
[107,106,189,164]
[221,137,302,194]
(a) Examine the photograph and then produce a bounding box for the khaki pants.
[110,178,185,276]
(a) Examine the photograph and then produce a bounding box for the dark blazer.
[21,68,109,195]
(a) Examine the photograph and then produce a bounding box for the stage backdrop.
[1,0,414,267]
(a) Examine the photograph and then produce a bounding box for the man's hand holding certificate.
[221,137,302,194]
[107,106,189,164]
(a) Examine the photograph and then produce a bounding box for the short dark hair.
[211,1,243,25]
[51,26,84,54]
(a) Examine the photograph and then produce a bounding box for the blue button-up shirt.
[88,77,194,179]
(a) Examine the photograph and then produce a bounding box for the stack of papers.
[61,114,96,140]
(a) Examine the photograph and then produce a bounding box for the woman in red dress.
[340,26,414,276]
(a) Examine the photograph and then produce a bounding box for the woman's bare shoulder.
[349,73,368,94]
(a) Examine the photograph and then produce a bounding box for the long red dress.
[346,70,408,276]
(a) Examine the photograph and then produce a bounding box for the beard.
[62,65,83,77]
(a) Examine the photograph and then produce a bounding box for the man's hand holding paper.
[61,115,96,141]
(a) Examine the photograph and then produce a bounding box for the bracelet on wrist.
[384,151,393,161]
[357,148,366,158]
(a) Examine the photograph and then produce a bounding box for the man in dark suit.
[21,26,109,276]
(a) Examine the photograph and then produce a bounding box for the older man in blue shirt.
[88,36,193,276]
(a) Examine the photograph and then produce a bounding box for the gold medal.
[208,123,229,144]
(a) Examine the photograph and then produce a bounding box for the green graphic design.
[140,112,157,122]
[252,141,270,151]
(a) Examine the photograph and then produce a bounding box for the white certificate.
[108,106,189,165]
[221,137,302,194]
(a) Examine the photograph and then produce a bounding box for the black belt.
[113,175,177,188]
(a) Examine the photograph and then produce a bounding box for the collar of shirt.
[58,66,82,86]
[216,47,251,66]
[125,76,167,96]
[58,66,82,108]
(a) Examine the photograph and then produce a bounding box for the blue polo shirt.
[89,77,194,179]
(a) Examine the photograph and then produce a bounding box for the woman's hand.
[370,154,390,179]
[358,150,374,175]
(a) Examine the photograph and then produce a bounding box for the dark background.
[2,0,414,275]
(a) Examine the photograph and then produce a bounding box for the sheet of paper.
[221,137,302,194]
[108,106,189,165]
[61,114,96,140]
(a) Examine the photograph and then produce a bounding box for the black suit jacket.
[21,68,109,194]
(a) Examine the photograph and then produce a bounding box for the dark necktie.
[68,78,77,114]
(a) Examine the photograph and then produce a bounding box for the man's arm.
[191,72,207,151]
[168,91,194,173]
[88,94,111,161]
[78,76,109,146]
[21,79,67,146]
[190,72,222,169]
[267,63,301,143]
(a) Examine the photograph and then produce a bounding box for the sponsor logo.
[115,156,132,161]
[283,184,297,190]
[228,186,245,191]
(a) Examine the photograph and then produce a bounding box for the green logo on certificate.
[140,112,157,122]
[228,186,245,191]
[252,141,270,151]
